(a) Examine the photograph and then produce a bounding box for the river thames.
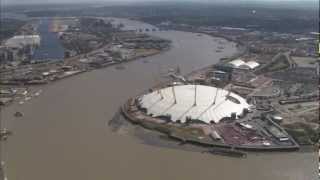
[32,18,65,61]
[0,18,317,180]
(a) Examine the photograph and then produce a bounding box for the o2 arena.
[122,84,299,152]
[138,85,250,124]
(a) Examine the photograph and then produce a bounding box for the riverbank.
[1,25,316,180]
[0,34,172,107]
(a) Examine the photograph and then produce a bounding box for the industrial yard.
[0,17,171,106]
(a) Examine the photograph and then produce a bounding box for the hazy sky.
[3,0,317,6]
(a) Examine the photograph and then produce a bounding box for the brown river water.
[0,18,317,180]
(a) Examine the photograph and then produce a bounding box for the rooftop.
[139,85,250,124]
[5,35,41,47]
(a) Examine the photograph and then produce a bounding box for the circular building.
[138,85,250,124]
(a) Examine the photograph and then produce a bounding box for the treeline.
[22,3,318,33]
[129,5,318,33]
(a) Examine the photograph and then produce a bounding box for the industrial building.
[227,59,246,68]
[5,35,41,47]
[138,85,251,124]
[227,59,260,70]
[239,61,260,70]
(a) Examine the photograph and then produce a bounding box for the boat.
[203,147,247,158]
[220,57,229,61]
[115,64,126,70]
[22,90,28,96]
[168,68,175,73]
[0,128,13,141]
[34,89,42,97]
[14,111,23,117]
[0,129,12,135]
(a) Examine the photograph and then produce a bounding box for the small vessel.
[318,150,320,178]
[115,64,125,70]
[0,128,13,141]
[18,101,24,105]
[203,147,247,158]
[168,68,174,73]
[14,111,23,117]
[25,97,31,101]
[22,90,28,96]
[34,89,42,97]
[318,162,320,178]
[220,57,228,61]
[143,60,149,63]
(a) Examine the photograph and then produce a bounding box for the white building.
[240,61,260,70]
[228,59,245,68]
[139,85,251,124]
[5,35,41,47]
[228,59,260,70]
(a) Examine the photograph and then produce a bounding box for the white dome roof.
[139,85,250,123]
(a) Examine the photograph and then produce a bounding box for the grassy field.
[256,54,290,74]
[283,122,319,145]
